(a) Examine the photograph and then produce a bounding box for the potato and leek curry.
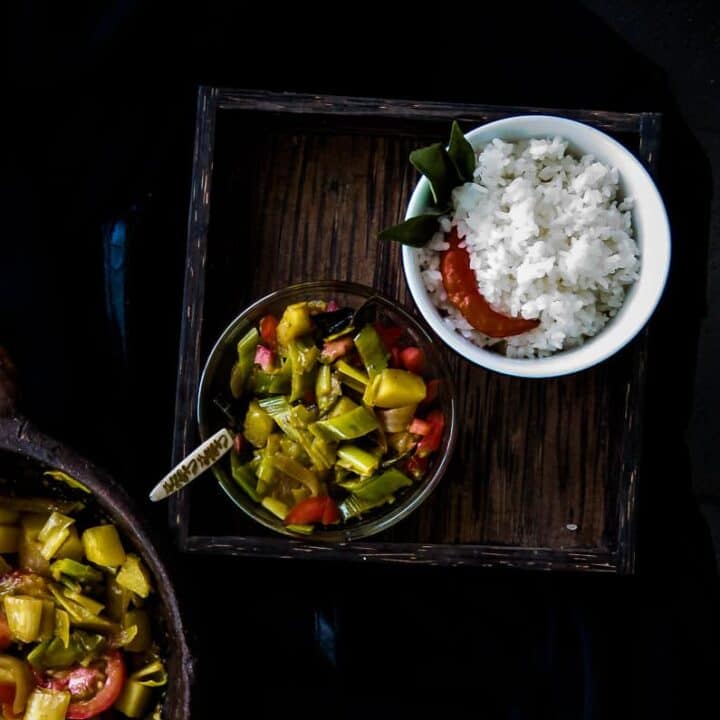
[221,298,446,531]
[0,480,166,720]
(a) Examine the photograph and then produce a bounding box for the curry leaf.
[409,143,463,207]
[378,214,442,247]
[448,120,476,183]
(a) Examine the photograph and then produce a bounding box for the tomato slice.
[416,410,445,458]
[374,322,402,352]
[285,497,340,526]
[259,315,279,350]
[441,228,539,338]
[284,497,327,526]
[399,347,425,374]
[321,497,341,526]
[65,651,126,719]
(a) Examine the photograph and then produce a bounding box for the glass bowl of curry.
[197,281,457,542]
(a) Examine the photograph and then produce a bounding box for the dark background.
[3,2,719,717]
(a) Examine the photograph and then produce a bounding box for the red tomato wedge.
[259,315,279,350]
[285,496,340,526]
[284,497,328,526]
[65,651,126,719]
[399,346,425,374]
[440,228,539,338]
[0,683,15,706]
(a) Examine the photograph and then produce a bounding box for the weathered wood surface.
[171,88,659,572]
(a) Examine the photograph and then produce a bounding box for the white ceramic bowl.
[401,115,671,378]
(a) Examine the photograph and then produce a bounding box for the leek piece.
[39,599,55,641]
[27,637,78,669]
[3,595,43,643]
[55,526,84,562]
[309,406,379,442]
[116,554,152,599]
[40,528,70,561]
[50,558,103,585]
[0,525,19,554]
[106,576,132,622]
[315,364,341,413]
[48,585,114,632]
[377,404,417,433]
[290,486,311,505]
[123,609,152,652]
[38,512,75,544]
[354,325,388,377]
[23,688,70,720]
[258,396,329,470]
[349,468,413,503]
[55,609,70,647]
[336,445,380,476]
[285,523,314,534]
[362,369,426,408]
[114,679,153,718]
[311,436,337,468]
[20,513,48,541]
[230,452,261,502]
[64,590,105,615]
[272,455,319,496]
[43,470,91,494]
[230,327,260,398]
[251,367,291,395]
[131,658,168,687]
[334,360,369,392]
[339,493,394,520]
[81,525,126,568]
[327,396,358,418]
[243,401,276,448]
[276,302,312,347]
[287,336,320,373]
[114,623,138,648]
[261,497,288,520]
[0,508,19,524]
[18,514,51,573]
[0,654,32,715]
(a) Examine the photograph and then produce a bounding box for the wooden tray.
[170,87,661,573]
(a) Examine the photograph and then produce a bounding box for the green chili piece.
[334,360,369,392]
[346,468,413,504]
[354,325,389,378]
[81,525,126,568]
[243,401,276,448]
[230,327,260,398]
[363,369,426,408]
[229,452,261,502]
[276,302,313,347]
[309,406,379,442]
[38,513,75,561]
[315,364,342,413]
[116,555,152,599]
[64,590,105,615]
[336,445,380,476]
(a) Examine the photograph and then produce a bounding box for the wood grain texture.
[171,89,660,572]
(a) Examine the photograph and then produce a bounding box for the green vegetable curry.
[222,298,446,532]
[0,486,166,719]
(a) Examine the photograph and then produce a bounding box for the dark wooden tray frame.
[170,87,661,573]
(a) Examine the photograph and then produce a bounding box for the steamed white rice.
[419,137,640,358]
